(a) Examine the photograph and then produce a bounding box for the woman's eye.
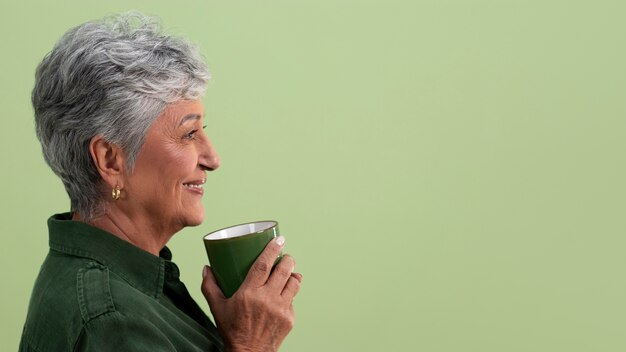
[184,129,198,140]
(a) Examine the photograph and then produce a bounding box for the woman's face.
[122,99,220,233]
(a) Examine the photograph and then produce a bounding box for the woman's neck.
[72,208,176,256]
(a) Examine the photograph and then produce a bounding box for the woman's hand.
[201,236,303,352]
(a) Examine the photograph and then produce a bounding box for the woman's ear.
[89,135,126,189]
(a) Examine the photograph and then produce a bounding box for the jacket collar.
[48,212,168,298]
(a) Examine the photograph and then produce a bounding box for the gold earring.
[112,185,121,200]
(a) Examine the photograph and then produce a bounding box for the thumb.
[201,265,225,305]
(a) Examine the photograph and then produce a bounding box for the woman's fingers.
[266,255,295,292]
[290,272,303,283]
[201,265,225,305]
[281,272,302,300]
[240,236,286,289]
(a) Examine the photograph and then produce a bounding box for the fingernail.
[275,235,285,247]
[202,266,208,278]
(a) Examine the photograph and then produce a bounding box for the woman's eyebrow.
[178,114,201,126]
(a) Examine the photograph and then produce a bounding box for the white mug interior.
[204,221,276,240]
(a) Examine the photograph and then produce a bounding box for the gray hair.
[33,12,210,220]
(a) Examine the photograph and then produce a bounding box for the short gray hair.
[33,12,210,220]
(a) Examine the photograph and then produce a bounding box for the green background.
[1,0,625,351]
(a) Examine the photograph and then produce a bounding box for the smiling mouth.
[183,178,206,191]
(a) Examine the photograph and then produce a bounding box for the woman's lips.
[183,178,205,195]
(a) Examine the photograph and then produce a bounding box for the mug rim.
[203,220,278,241]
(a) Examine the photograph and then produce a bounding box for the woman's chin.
[183,207,205,227]
[185,216,204,227]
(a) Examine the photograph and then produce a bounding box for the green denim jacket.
[20,213,224,351]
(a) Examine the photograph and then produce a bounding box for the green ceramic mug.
[203,221,282,298]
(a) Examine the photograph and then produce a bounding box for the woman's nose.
[200,139,220,171]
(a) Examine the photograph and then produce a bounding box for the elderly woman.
[20,13,302,352]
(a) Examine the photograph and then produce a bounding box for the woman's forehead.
[160,100,204,125]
